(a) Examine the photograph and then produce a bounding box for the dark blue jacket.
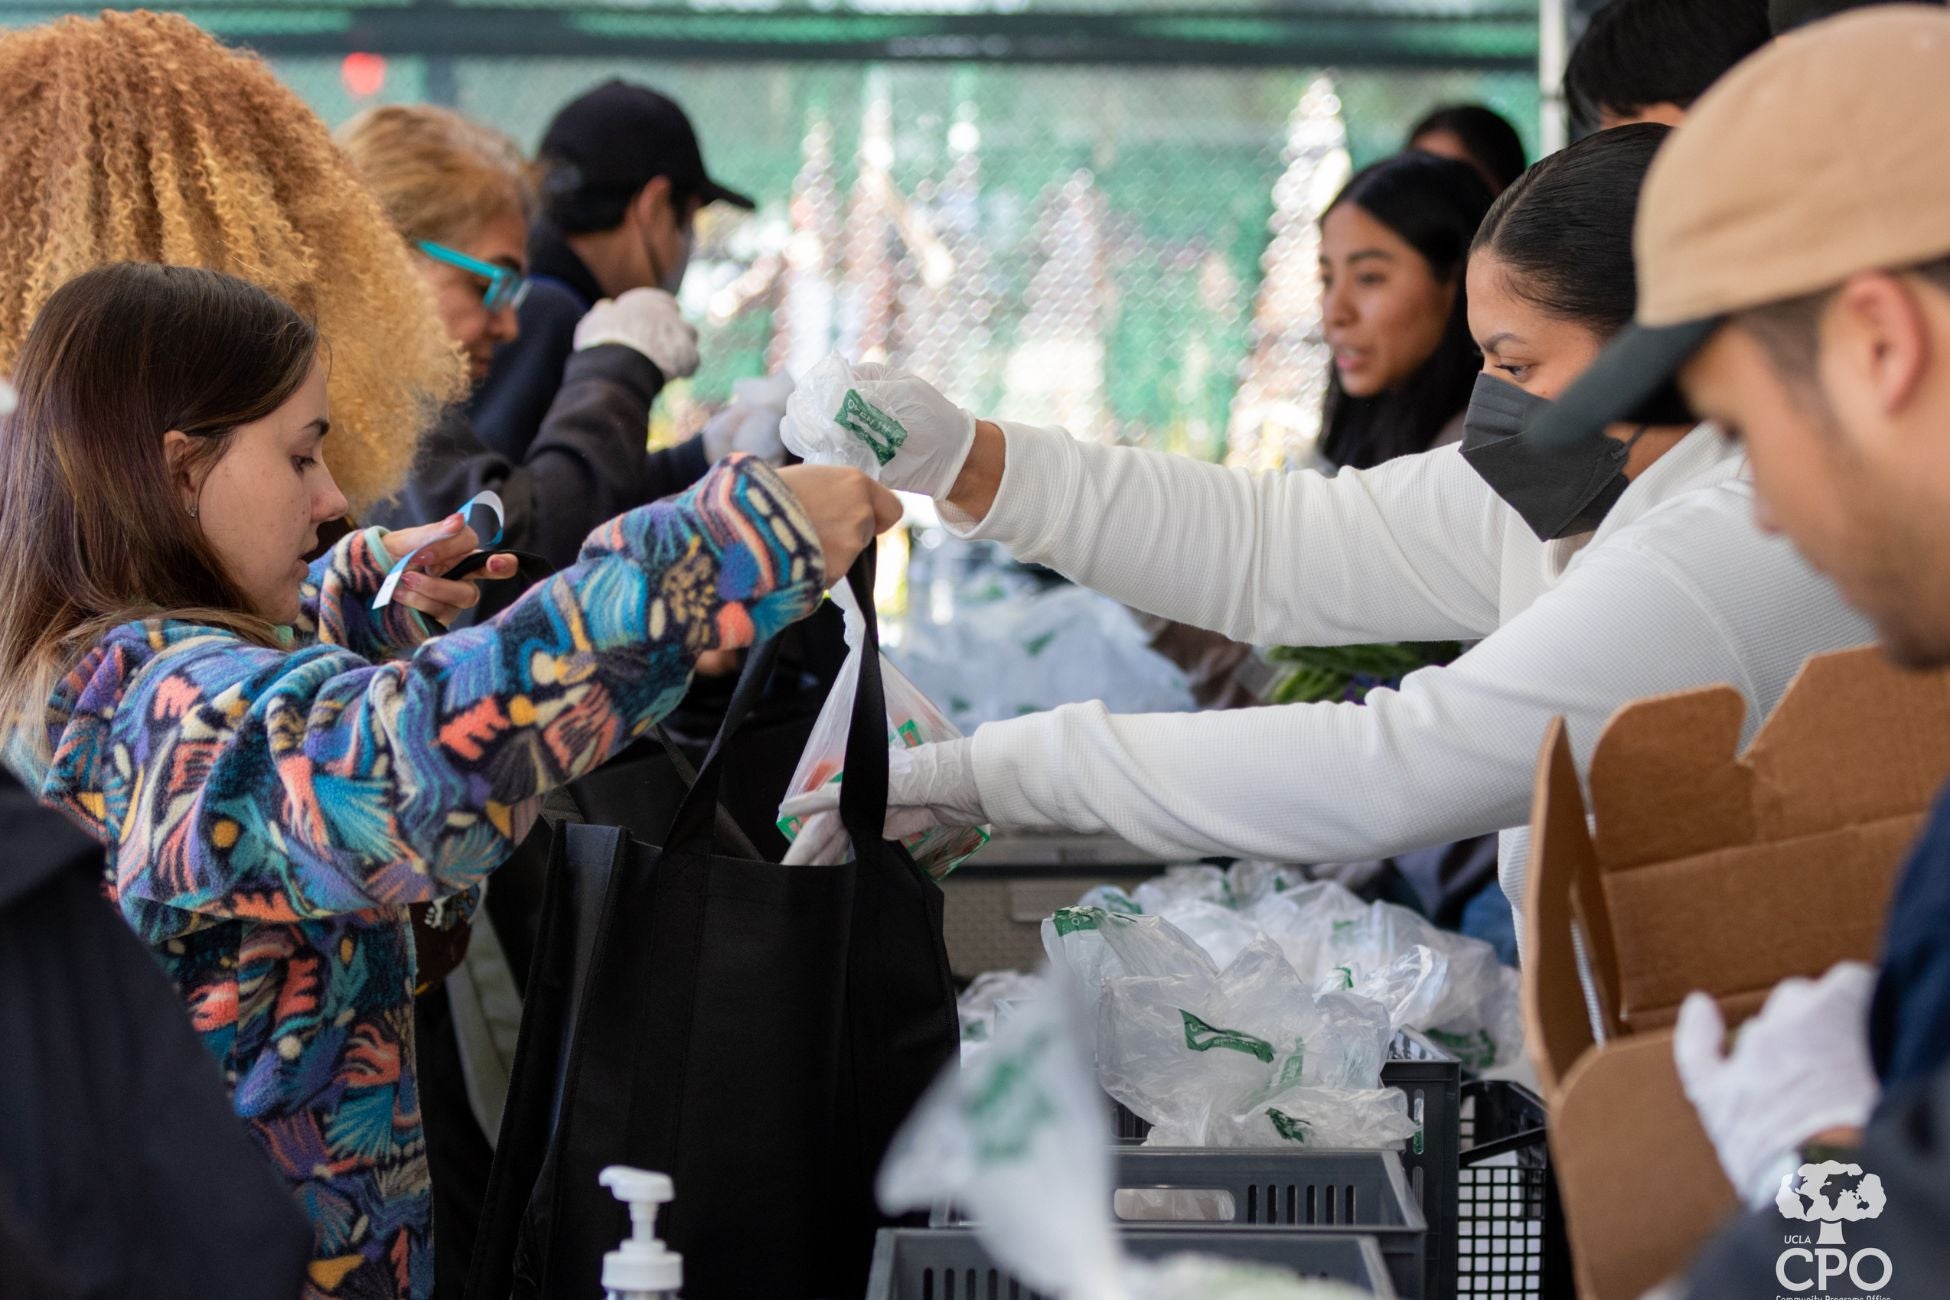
[469,217,706,498]
[1869,783,1950,1097]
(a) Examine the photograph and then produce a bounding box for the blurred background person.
[472,80,780,467]
[344,106,721,577]
[1406,103,1528,196]
[1565,0,1772,130]
[1316,150,1496,469]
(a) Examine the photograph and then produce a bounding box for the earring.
[187,503,199,519]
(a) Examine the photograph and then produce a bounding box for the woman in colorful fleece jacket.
[0,264,897,1300]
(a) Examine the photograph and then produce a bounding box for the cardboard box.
[1521,645,1950,1300]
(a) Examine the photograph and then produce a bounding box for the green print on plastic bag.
[1273,1040,1307,1090]
[1179,1010,1275,1063]
[1050,907,1101,937]
[1427,1027,1499,1072]
[837,389,909,466]
[1268,1109,1312,1144]
[967,1027,1058,1165]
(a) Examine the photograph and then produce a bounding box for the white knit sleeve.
[945,424,1509,648]
[968,505,1823,870]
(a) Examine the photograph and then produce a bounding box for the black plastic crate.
[1456,1080,1573,1298]
[867,1227,1400,1299]
[1107,1030,1459,1299]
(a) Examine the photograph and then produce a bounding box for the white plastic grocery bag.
[774,580,989,876]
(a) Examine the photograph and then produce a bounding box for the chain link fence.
[5,1,1541,464]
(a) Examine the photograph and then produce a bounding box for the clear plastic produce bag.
[879,978,1129,1300]
[891,582,1197,732]
[778,354,890,477]
[775,581,989,876]
[879,968,1375,1300]
[1247,880,1523,1070]
[958,969,1045,1067]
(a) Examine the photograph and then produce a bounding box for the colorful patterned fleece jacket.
[17,457,822,1300]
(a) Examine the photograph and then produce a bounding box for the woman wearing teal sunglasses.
[342,103,711,577]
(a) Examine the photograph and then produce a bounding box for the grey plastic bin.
[1108,1148,1427,1299]
[1108,1030,1460,1299]
[867,1227,1400,1299]
[933,1149,1425,1298]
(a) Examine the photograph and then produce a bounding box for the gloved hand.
[782,357,977,498]
[700,372,794,464]
[1672,962,1881,1205]
[776,736,988,844]
[573,287,700,380]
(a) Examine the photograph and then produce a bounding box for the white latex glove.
[777,736,988,845]
[573,287,700,380]
[1672,962,1881,1205]
[782,358,976,497]
[700,373,794,464]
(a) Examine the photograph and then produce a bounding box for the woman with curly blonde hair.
[0,9,464,513]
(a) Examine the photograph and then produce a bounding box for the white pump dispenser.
[599,1166,682,1299]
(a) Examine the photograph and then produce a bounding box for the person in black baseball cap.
[537,79,755,301]
[471,79,765,465]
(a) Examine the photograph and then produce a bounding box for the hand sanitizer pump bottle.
[599,1166,682,1300]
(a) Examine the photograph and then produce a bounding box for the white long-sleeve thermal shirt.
[945,422,1875,915]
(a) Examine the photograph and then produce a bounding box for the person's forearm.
[946,419,1007,521]
[108,460,821,923]
[969,680,1533,866]
[948,425,1503,647]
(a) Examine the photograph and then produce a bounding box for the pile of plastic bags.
[883,974,1375,1300]
[1077,864,1524,1073]
[1041,905,1420,1151]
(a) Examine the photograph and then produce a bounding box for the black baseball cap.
[539,80,755,219]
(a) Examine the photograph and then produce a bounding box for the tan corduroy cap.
[1536,4,1950,445]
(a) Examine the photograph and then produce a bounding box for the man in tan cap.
[1536,7,1950,1290]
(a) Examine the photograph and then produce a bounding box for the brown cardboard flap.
[1587,646,1950,872]
[1605,818,1918,1030]
[1551,1032,1736,1300]
[1748,646,1950,837]
[1525,717,1614,1097]
[1588,686,1752,869]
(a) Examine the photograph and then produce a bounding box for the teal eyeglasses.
[416,241,532,312]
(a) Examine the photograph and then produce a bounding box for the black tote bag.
[469,553,958,1300]
[567,600,848,860]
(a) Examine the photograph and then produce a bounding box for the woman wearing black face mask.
[783,124,1874,937]
[1458,126,1702,539]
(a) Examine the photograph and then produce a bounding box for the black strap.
[661,630,786,851]
[837,551,893,850]
[649,723,764,861]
